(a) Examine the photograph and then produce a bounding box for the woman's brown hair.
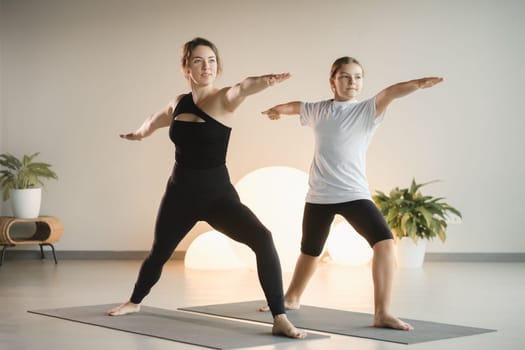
[180,37,222,78]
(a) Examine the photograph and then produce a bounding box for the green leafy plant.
[0,152,58,201]
[372,179,462,243]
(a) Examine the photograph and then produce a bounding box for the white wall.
[1,0,524,254]
[0,1,4,213]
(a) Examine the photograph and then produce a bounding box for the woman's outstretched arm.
[120,95,183,140]
[223,73,292,112]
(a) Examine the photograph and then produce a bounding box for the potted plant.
[0,152,58,219]
[372,179,461,268]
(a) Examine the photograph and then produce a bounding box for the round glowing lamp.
[184,230,246,270]
[232,166,309,272]
[325,221,373,266]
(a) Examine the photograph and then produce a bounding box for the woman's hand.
[264,73,292,86]
[224,73,292,113]
[119,105,175,142]
[119,132,143,141]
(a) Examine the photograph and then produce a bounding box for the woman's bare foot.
[107,301,141,316]
[374,312,413,330]
[272,314,307,339]
[258,299,301,312]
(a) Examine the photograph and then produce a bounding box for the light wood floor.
[0,258,522,350]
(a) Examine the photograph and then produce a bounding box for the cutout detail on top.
[174,113,206,123]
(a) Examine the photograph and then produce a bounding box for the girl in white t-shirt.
[261,56,443,330]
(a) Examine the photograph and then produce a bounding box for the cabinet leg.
[40,243,58,264]
[0,245,6,266]
[50,244,58,264]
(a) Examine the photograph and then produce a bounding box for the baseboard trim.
[425,252,525,262]
[0,250,185,261]
[2,250,525,263]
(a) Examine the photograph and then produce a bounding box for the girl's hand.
[417,77,444,89]
[261,108,281,120]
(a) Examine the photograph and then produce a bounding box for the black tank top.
[170,93,232,169]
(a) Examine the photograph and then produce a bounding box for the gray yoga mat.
[28,304,328,350]
[179,300,496,344]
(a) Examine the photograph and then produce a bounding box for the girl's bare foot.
[258,299,301,312]
[107,301,141,316]
[272,314,307,339]
[374,312,413,330]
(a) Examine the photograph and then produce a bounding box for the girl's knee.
[372,238,394,252]
[300,246,322,257]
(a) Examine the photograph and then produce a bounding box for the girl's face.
[185,45,218,87]
[330,63,363,101]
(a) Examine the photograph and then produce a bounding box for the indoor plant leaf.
[0,152,58,201]
[373,179,462,244]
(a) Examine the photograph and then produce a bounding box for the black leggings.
[301,199,393,257]
[130,165,285,316]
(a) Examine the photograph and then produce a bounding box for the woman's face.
[330,63,363,101]
[185,45,218,86]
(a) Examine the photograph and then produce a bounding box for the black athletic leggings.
[301,199,393,257]
[130,164,285,316]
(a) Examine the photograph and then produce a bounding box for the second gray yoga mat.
[179,300,496,344]
[28,304,328,349]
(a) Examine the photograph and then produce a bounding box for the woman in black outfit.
[107,37,306,339]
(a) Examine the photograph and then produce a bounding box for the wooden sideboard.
[0,216,63,265]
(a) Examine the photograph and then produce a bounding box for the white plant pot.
[396,238,427,268]
[10,188,42,219]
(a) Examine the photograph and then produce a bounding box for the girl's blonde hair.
[330,56,363,78]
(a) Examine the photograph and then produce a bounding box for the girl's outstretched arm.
[375,77,443,117]
[261,101,302,120]
[223,73,292,112]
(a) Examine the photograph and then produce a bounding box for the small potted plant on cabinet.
[0,152,58,219]
[372,179,462,268]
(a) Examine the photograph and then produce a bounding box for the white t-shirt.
[300,97,385,204]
